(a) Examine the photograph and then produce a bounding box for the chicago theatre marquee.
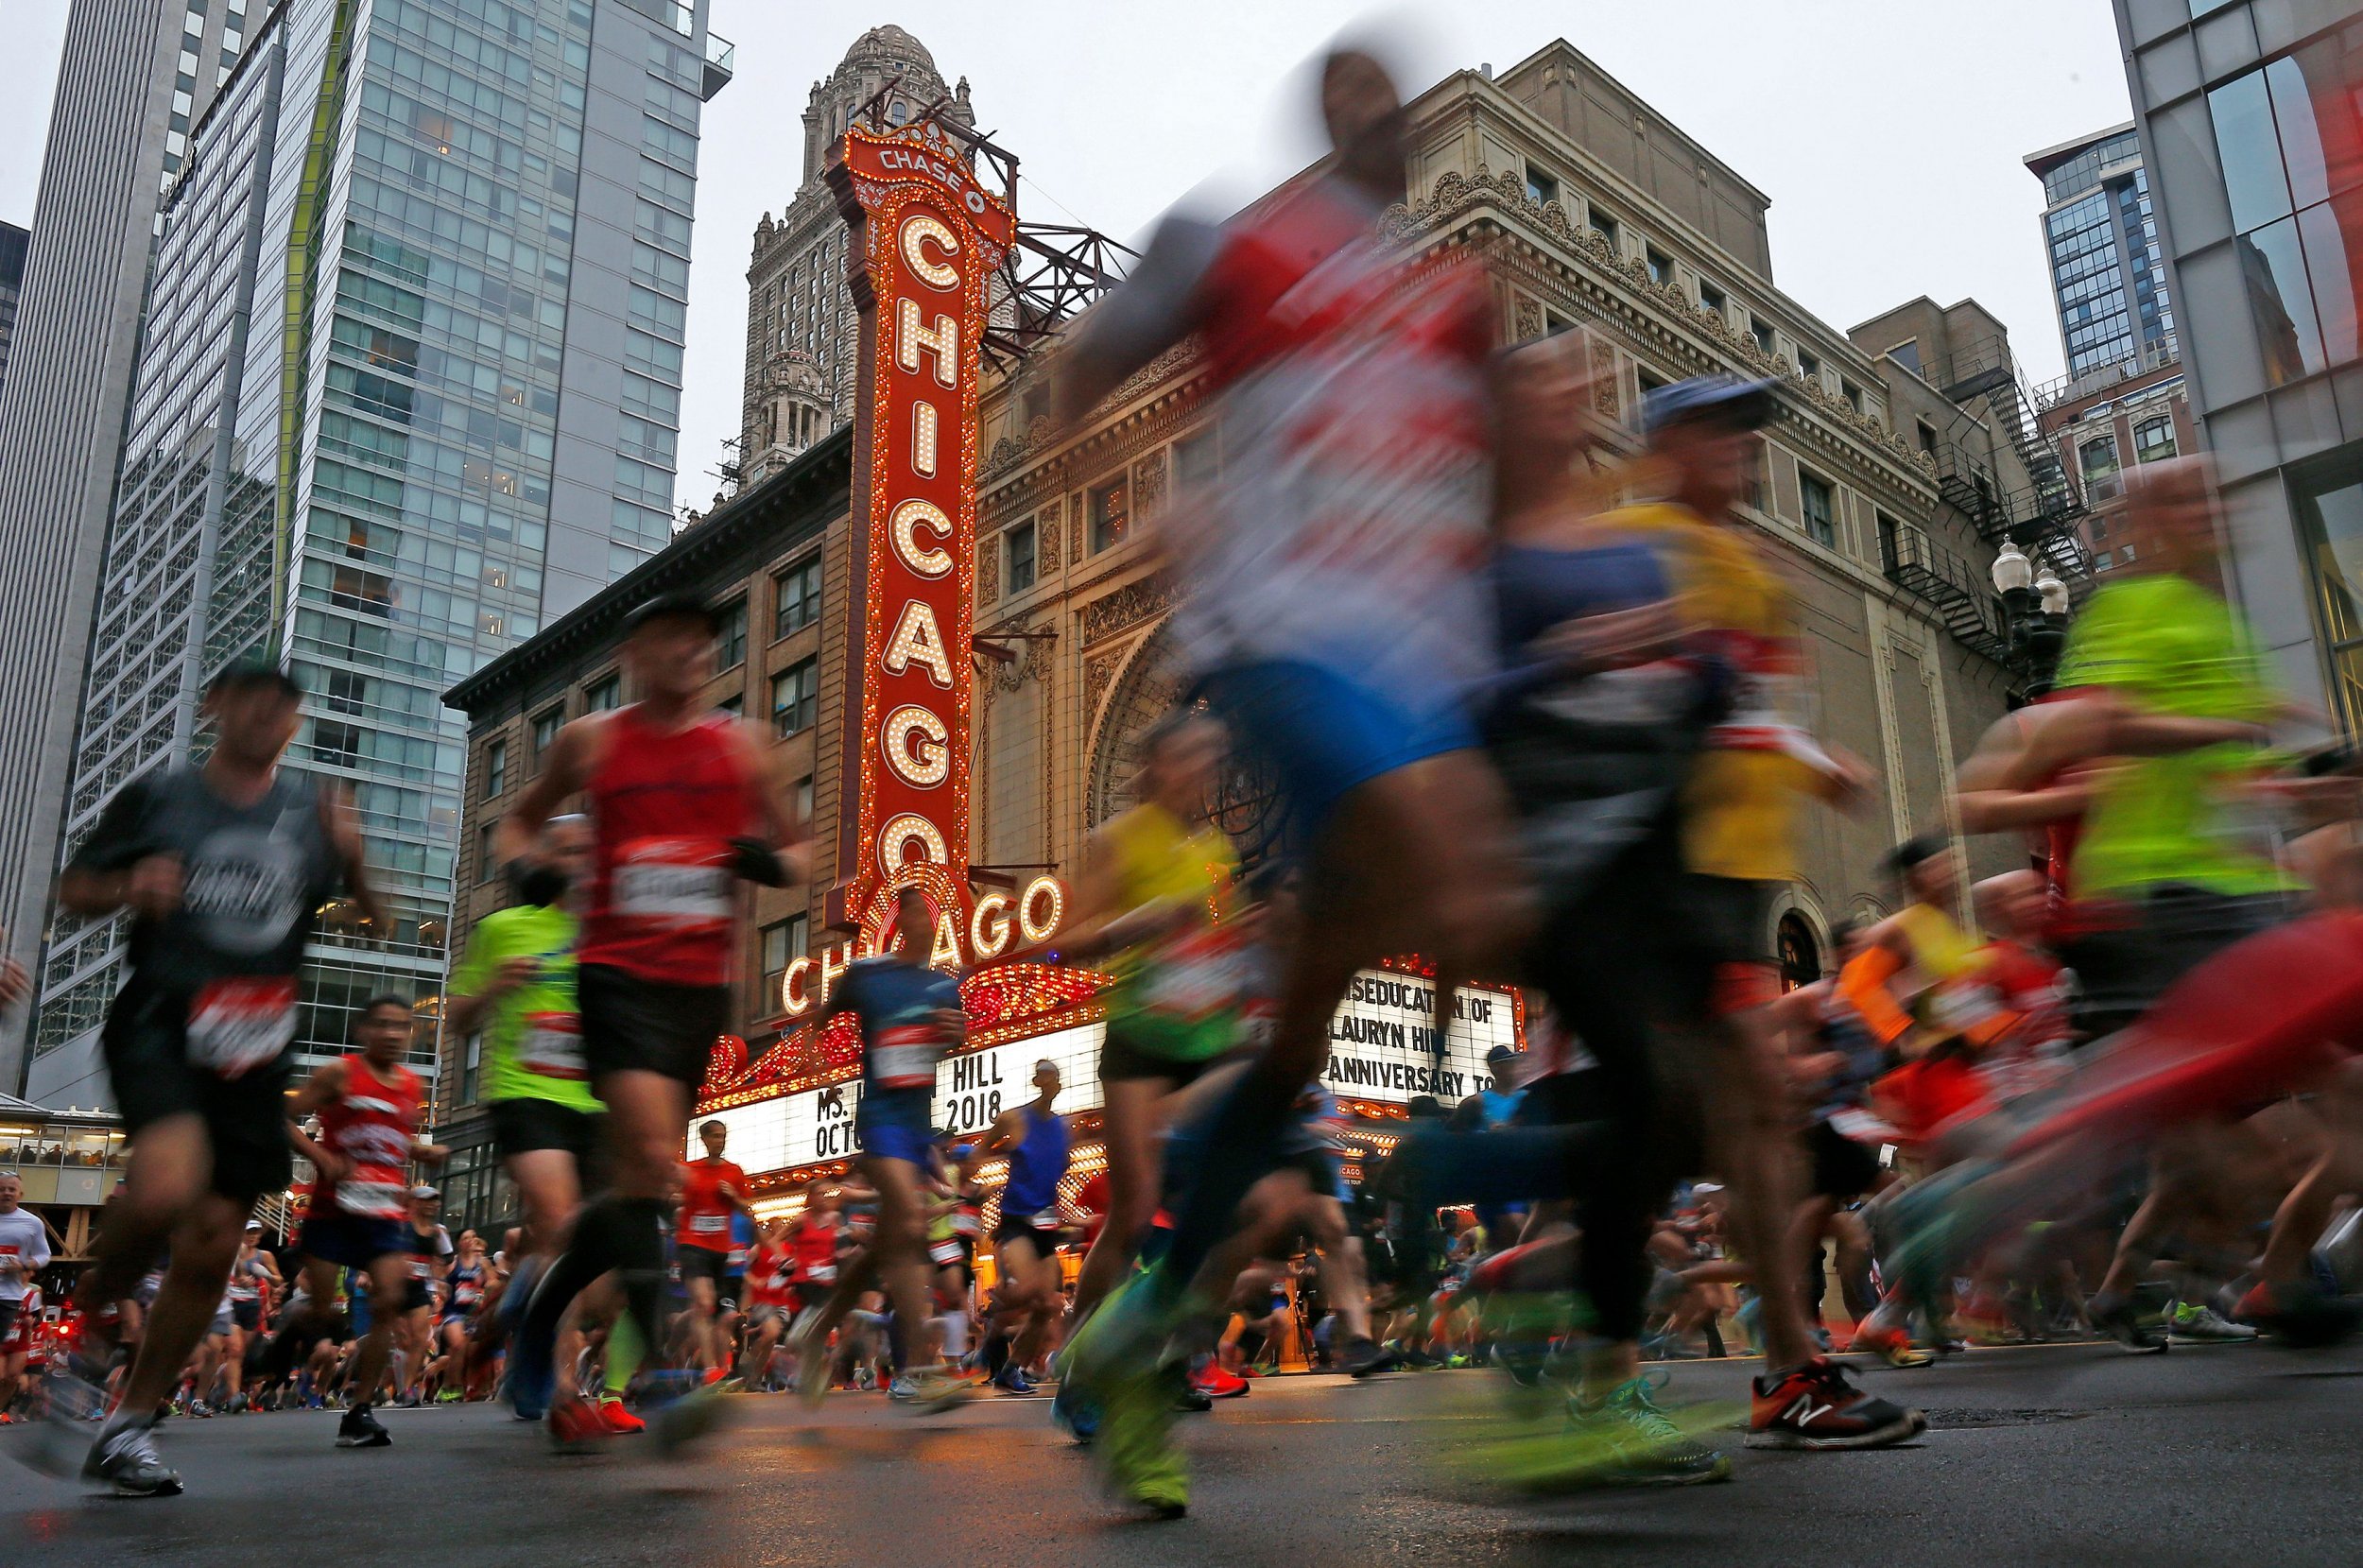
[439,73,1520,1224]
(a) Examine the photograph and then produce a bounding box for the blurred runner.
[978,1060,1068,1396]
[675,1121,753,1381]
[46,663,378,1496]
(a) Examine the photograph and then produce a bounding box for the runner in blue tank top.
[981,1060,1070,1395]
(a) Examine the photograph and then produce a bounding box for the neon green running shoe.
[1454,1375,1737,1492]
[1099,1355,1188,1518]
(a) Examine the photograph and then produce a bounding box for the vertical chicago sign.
[824,119,1016,944]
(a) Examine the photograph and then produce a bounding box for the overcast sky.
[3,1,2136,513]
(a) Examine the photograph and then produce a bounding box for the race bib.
[806,1262,837,1284]
[1927,982,2006,1034]
[871,1022,950,1090]
[1031,1209,1061,1231]
[1139,922,1245,1023]
[1827,1107,1900,1147]
[928,1239,964,1266]
[950,1211,980,1236]
[187,976,297,1077]
[519,1011,587,1080]
[689,1213,727,1234]
[612,837,733,926]
[340,1180,407,1219]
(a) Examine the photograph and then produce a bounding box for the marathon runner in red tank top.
[497,591,804,1453]
[675,1120,752,1380]
[280,996,448,1451]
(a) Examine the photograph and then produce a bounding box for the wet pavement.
[7,1339,2360,1567]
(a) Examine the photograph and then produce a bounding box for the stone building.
[734,26,974,491]
[435,35,2045,1217]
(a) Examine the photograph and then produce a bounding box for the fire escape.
[1935,336,2092,584]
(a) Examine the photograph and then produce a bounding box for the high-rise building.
[2027,125,2179,388]
[0,0,257,1098]
[0,222,28,397]
[2025,124,2195,581]
[2110,3,2363,728]
[23,0,733,1107]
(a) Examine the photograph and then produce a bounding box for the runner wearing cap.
[499,591,805,1451]
[978,1060,1069,1396]
[47,663,381,1495]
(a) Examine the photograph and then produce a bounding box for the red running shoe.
[1190,1363,1249,1400]
[597,1397,647,1435]
[545,1400,611,1455]
[1747,1357,1925,1450]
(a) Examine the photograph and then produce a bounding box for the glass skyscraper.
[26,0,730,1105]
[2027,125,2178,387]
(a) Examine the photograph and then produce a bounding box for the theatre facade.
[436,30,2036,1229]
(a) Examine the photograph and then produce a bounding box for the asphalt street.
[7,1340,2359,1568]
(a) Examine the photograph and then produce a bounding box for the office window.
[1797,350,1820,383]
[584,674,621,713]
[716,693,743,719]
[1006,518,1037,595]
[772,658,818,738]
[484,739,508,799]
[2081,436,2121,497]
[531,706,562,755]
[1525,167,1559,208]
[1841,380,1864,414]
[1645,248,1674,286]
[1090,476,1130,553]
[1800,471,1837,548]
[2133,416,2178,463]
[1589,210,1620,252]
[1916,419,1939,456]
[797,777,815,824]
[1751,318,1776,356]
[1174,428,1219,491]
[761,914,808,1003]
[1742,439,1768,513]
[1889,339,1922,376]
[774,557,820,639]
[716,598,747,670]
[1698,281,1726,316]
[477,823,498,884]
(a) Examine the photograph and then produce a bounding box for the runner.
[397,1186,455,1404]
[978,1060,1069,1395]
[0,1171,51,1422]
[788,887,980,1413]
[1047,48,1530,1513]
[0,1284,42,1422]
[733,1219,795,1390]
[218,1221,281,1412]
[499,590,804,1451]
[443,814,601,1280]
[428,1229,492,1401]
[282,995,448,1446]
[47,662,379,1496]
[676,1120,753,1381]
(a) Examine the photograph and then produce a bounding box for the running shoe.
[1190,1362,1248,1400]
[652,1382,733,1456]
[992,1364,1036,1397]
[788,1317,831,1412]
[2167,1301,2260,1344]
[336,1404,392,1449]
[81,1417,182,1497]
[890,1368,983,1415]
[1849,1321,1935,1370]
[1455,1375,1735,1492]
[2090,1285,2172,1354]
[1341,1336,1406,1379]
[1747,1357,1926,1450]
[1051,1377,1100,1444]
[1172,1386,1214,1413]
[507,1309,559,1422]
[2234,1279,2363,1348]
[1064,1270,1189,1516]
[546,1399,611,1455]
[597,1397,647,1434]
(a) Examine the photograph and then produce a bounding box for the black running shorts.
[577,963,732,1087]
[100,986,293,1205]
[490,1096,602,1163]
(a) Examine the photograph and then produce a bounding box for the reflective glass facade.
[2036,129,2177,380]
[27,0,719,1104]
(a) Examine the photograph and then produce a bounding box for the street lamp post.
[1992,540,2072,705]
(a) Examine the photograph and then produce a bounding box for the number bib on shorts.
[611,837,733,928]
[519,1011,588,1080]
[187,975,298,1077]
[928,1239,964,1266]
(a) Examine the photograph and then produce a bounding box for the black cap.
[205,659,302,699]
[1642,374,1778,438]
[621,591,721,638]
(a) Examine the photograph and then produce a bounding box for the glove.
[507,858,569,907]
[727,836,789,887]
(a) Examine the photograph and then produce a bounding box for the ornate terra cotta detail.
[1515,297,1544,341]
[1591,338,1621,421]
[976,530,999,607]
[1083,644,1130,718]
[1068,492,1085,565]
[1132,449,1167,521]
[1080,573,1172,645]
[1037,503,1062,576]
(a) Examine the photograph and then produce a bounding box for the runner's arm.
[57,777,174,917]
[1051,210,1220,426]
[284,1061,349,1175]
[735,720,809,887]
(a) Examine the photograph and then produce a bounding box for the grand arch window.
[1089,626,1285,870]
[1777,911,1822,991]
